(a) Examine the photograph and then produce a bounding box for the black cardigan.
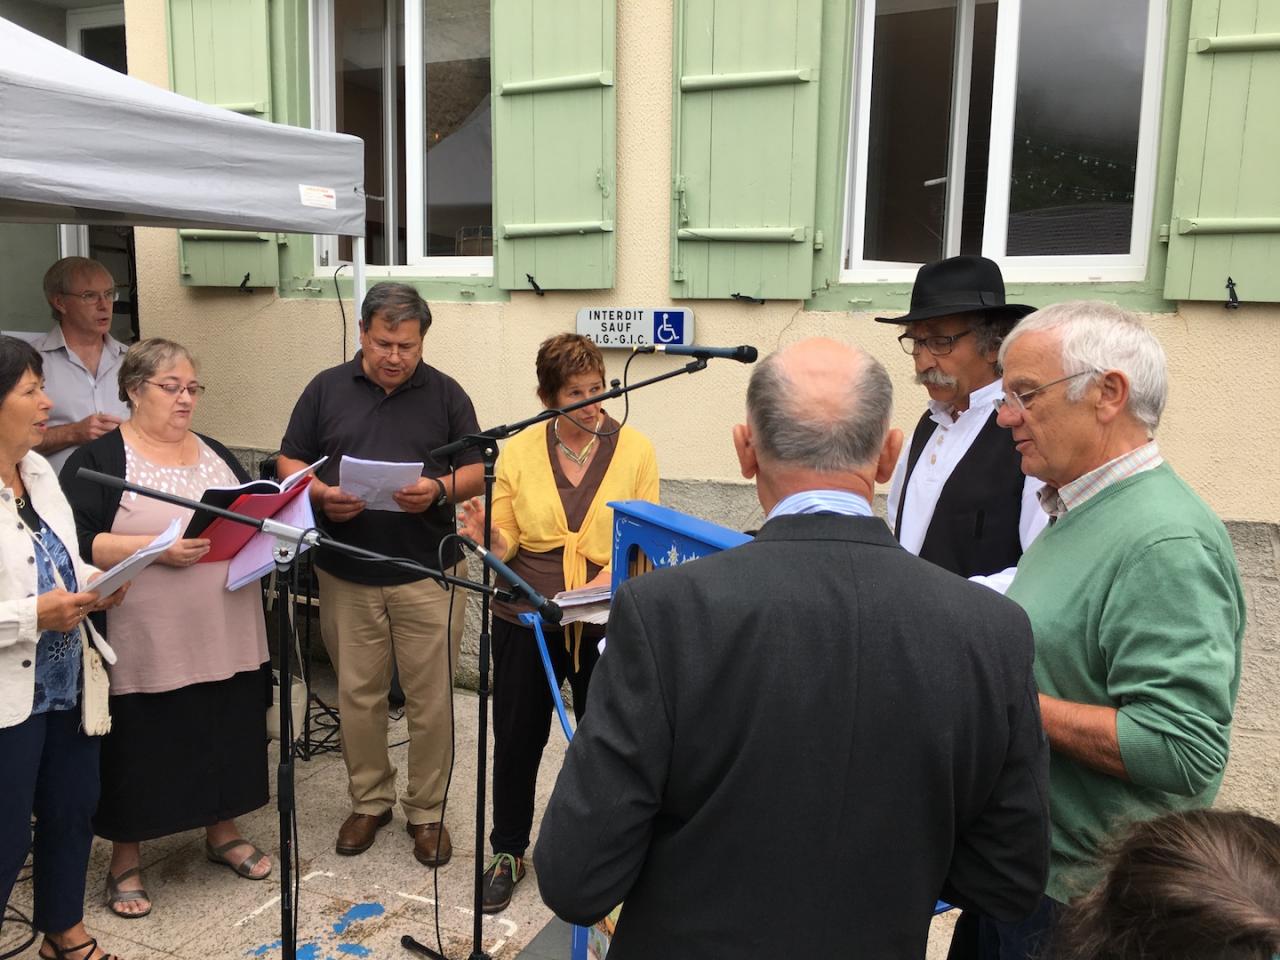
[60,428,250,566]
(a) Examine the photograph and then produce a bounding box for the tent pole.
[353,236,367,354]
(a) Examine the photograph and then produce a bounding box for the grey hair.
[43,256,112,322]
[1000,301,1168,433]
[360,281,432,336]
[119,338,197,409]
[972,313,1019,372]
[747,347,894,471]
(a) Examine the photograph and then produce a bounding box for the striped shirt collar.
[1038,441,1164,517]
[766,489,873,521]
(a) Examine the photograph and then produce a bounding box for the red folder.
[196,476,313,563]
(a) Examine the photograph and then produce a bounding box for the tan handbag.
[80,625,112,735]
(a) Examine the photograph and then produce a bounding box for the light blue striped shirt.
[765,489,873,521]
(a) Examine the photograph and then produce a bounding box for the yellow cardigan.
[491,421,659,598]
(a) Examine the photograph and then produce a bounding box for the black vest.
[894,408,1026,578]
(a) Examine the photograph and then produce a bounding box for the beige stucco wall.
[123,0,1278,829]
[125,0,1277,521]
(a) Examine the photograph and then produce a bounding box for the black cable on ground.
[2,851,36,960]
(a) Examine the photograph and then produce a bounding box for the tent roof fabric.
[0,15,365,237]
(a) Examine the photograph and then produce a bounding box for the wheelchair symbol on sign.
[655,312,680,344]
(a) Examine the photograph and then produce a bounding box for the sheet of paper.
[558,602,611,625]
[554,583,613,607]
[281,455,327,492]
[226,490,318,591]
[338,455,424,512]
[554,584,612,625]
[89,518,181,598]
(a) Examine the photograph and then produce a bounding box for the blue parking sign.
[653,310,684,344]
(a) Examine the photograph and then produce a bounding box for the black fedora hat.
[874,255,1035,325]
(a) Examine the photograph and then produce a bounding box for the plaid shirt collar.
[1038,441,1164,518]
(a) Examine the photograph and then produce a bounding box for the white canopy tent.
[0,14,367,307]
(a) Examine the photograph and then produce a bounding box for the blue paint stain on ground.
[332,902,385,935]
[249,901,383,957]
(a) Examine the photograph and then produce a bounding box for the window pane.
[1005,0,1148,256]
[422,0,492,257]
[863,0,957,263]
[334,0,391,264]
[81,25,127,73]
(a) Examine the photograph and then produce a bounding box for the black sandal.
[38,935,121,960]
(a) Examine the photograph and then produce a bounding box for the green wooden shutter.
[492,0,616,291]
[168,0,281,288]
[670,0,823,301]
[1164,0,1280,302]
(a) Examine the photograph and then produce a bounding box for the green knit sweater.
[1007,463,1245,903]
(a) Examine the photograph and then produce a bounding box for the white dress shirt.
[886,378,1047,594]
[33,324,131,474]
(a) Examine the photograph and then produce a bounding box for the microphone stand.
[74,469,521,960]
[423,355,714,960]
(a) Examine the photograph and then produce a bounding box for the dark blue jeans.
[0,707,101,934]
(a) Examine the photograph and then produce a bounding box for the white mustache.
[915,369,957,388]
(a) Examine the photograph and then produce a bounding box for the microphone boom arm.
[431,355,712,460]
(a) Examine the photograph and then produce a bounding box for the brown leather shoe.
[335,809,393,856]
[406,821,452,867]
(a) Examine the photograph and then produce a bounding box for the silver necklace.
[554,418,598,467]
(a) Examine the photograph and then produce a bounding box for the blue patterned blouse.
[29,515,82,714]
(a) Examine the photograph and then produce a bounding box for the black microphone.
[633,343,758,363]
[457,535,562,624]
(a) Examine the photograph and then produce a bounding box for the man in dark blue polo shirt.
[278,282,483,867]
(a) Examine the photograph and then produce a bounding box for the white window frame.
[60,4,126,259]
[311,0,494,279]
[841,0,1167,285]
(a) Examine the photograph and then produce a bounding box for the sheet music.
[554,583,612,625]
[338,455,424,512]
[89,518,181,598]
[225,490,318,591]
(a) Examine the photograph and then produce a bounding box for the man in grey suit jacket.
[535,338,1050,959]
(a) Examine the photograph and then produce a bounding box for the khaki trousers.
[317,566,465,825]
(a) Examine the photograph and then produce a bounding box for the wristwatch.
[432,477,448,508]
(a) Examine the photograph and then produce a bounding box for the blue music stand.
[519,611,588,960]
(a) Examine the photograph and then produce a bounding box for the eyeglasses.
[366,339,421,359]
[994,370,1098,414]
[65,289,119,304]
[898,329,973,356]
[145,380,206,397]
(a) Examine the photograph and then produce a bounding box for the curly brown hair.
[535,334,605,406]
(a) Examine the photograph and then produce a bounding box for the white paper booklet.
[90,518,181,598]
[553,583,613,625]
[338,455,425,512]
[225,489,319,591]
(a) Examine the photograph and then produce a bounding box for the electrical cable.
[0,904,35,960]
[509,348,640,441]
[1,851,36,960]
[333,263,350,362]
[425,463,461,960]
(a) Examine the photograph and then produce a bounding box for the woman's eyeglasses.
[145,381,206,397]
